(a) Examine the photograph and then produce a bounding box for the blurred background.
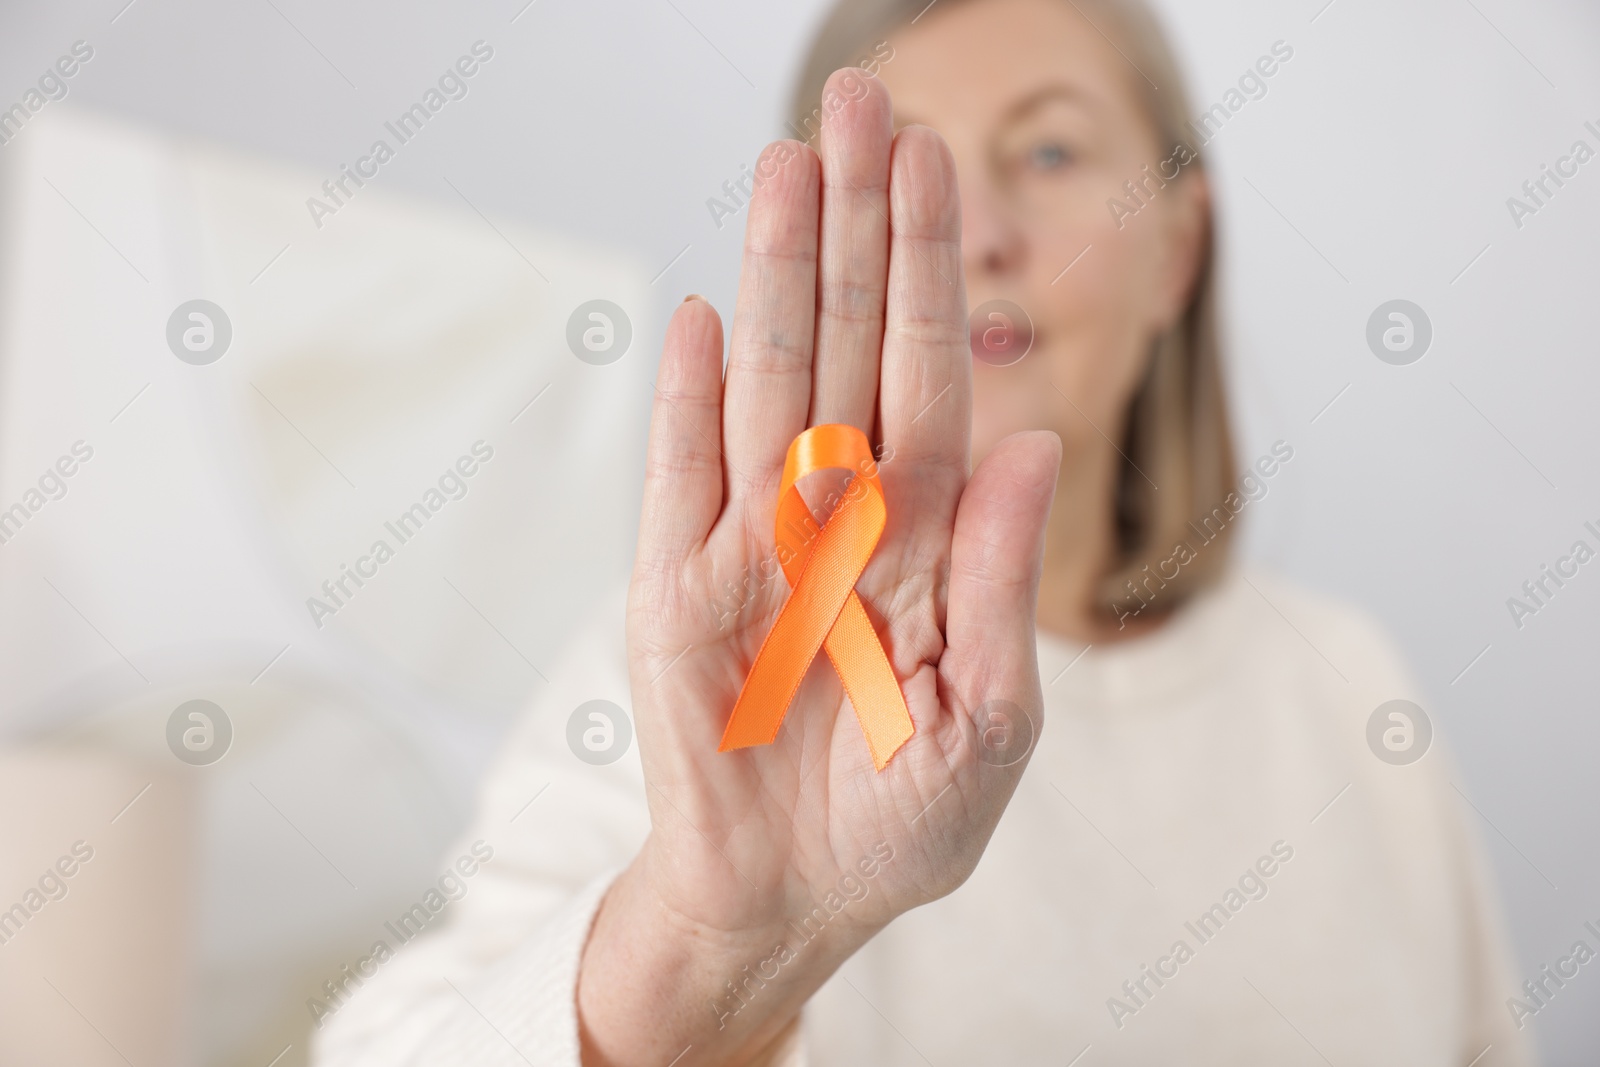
[0,0,1595,1063]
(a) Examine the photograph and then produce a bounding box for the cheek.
[1022,157,1172,333]
[970,158,1180,459]
[1002,229,1160,445]
[1032,207,1161,339]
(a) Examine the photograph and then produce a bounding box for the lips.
[970,316,1035,367]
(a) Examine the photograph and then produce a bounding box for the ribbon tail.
[718,498,867,752]
[824,592,914,771]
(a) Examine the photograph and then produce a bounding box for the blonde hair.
[790,0,1237,617]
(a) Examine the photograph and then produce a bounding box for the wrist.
[577,844,870,1066]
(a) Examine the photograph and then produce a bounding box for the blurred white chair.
[0,105,653,1066]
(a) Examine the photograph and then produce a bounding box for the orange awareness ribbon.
[718,424,914,771]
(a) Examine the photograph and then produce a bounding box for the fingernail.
[683,293,705,303]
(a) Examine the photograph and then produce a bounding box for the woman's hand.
[578,69,1060,1066]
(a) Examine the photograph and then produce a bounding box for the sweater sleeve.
[310,583,811,1066]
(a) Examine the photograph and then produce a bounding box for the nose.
[959,162,1027,279]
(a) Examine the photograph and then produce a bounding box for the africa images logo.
[307,841,494,1028]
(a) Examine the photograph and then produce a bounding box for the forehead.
[880,0,1140,129]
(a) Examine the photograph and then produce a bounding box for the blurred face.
[880,0,1208,463]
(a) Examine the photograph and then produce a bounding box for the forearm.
[577,845,869,1067]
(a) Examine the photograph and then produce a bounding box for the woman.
[315,0,1531,1063]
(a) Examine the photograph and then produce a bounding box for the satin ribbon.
[718,424,915,771]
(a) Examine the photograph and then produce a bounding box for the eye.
[1027,140,1074,171]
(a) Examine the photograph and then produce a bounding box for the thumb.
[943,430,1061,709]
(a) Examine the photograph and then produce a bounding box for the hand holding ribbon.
[588,68,1060,1067]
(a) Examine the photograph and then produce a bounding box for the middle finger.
[809,68,895,435]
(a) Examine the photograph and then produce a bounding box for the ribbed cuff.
[313,864,810,1067]
[446,867,621,1065]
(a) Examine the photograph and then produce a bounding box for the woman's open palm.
[625,70,1061,945]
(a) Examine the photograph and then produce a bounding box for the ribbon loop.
[718,425,914,770]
